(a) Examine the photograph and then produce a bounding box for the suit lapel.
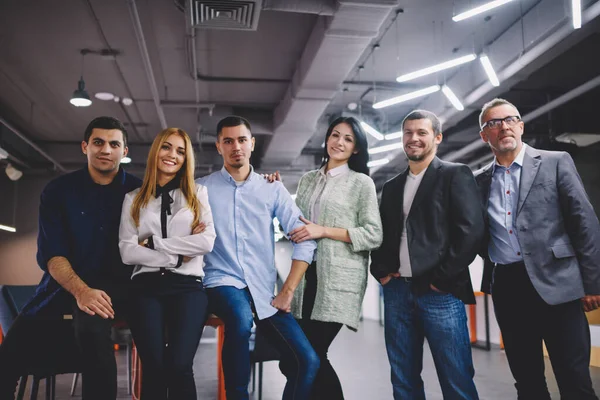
[517,146,542,216]
[476,162,494,210]
[393,169,408,223]
[409,157,442,215]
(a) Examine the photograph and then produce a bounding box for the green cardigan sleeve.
[347,176,383,252]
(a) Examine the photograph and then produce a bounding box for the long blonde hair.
[131,128,200,229]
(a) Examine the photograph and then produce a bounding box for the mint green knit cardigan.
[291,169,383,330]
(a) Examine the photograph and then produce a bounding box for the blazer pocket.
[328,259,365,294]
[551,243,576,259]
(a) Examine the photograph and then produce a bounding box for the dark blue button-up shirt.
[23,167,141,316]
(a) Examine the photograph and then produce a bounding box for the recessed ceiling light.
[95,92,115,101]
[347,102,358,111]
[122,98,133,106]
[121,156,132,164]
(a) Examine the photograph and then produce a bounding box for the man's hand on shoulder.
[75,287,115,319]
[582,295,600,312]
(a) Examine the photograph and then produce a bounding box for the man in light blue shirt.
[196,116,319,400]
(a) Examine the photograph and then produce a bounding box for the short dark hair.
[321,116,370,176]
[216,115,252,138]
[402,109,442,136]
[84,116,129,147]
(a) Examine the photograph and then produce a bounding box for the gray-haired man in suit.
[475,98,600,399]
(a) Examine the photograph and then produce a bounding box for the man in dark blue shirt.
[0,117,141,399]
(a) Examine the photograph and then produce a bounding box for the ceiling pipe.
[0,117,67,173]
[262,0,337,15]
[83,0,143,141]
[126,0,168,129]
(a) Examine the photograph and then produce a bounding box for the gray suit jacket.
[475,145,600,305]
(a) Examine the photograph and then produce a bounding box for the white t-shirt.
[398,169,426,277]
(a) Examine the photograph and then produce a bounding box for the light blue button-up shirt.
[487,144,527,265]
[197,166,316,320]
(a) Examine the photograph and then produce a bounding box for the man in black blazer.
[371,109,483,400]
[475,98,600,399]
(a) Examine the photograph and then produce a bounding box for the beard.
[406,145,434,162]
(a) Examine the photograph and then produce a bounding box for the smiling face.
[480,103,524,154]
[402,118,442,162]
[326,122,357,166]
[156,133,186,181]
[81,128,128,175]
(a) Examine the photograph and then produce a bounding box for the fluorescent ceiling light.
[121,156,132,164]
[452,0,514,22]
[367,158,390,168]
[368,142,403,155]
[360,122,384,140]
[0,224,16,233]
[373,85,441,109]
[384,131,403,140]
[396,55,476,83]
[573,0,582,29]
[480,55,500,86]
[442,85,465,111]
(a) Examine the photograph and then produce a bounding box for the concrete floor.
[20,319,600,399]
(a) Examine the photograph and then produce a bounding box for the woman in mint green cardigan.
[289,116,383,400]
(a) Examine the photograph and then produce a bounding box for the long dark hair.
[321,116,370,176]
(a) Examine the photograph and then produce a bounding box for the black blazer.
[370,157,484,304]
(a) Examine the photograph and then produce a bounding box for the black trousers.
[492,262,598,400]
[0,284,129,400]
[300,262,344,400]
[128,271,208,400]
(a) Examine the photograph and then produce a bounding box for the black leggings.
[300,262,344,400]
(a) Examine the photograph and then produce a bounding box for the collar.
[220,165,255,186]
[155,176,180,198]
[83,166,126,189]
[492,143,527,173]
[319,163,350,178]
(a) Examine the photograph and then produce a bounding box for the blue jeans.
[383,278,478,400]
[207,286,319,400]
[128,272,208,400]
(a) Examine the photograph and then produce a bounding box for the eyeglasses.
[480,116,521,130]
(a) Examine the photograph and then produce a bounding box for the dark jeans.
[492,262,598,400]
[207,285,319,400]
[128,271,208,400]
[0,285,128,400]
[300,261,344,400]
[383,278,478,400]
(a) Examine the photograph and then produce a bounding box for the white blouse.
[119,183,216,278]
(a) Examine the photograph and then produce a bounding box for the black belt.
[494,260,525,268]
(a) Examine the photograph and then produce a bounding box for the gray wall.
[0,172,52,284]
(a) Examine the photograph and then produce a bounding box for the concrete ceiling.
[0,0,599,193]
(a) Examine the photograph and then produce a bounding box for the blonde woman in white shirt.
[119,127,215,400]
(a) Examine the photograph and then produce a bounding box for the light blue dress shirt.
[487,144,527,265]
[197,166,317,320]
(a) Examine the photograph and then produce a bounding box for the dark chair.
[249,324,281,400]
[0,284,83,400]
